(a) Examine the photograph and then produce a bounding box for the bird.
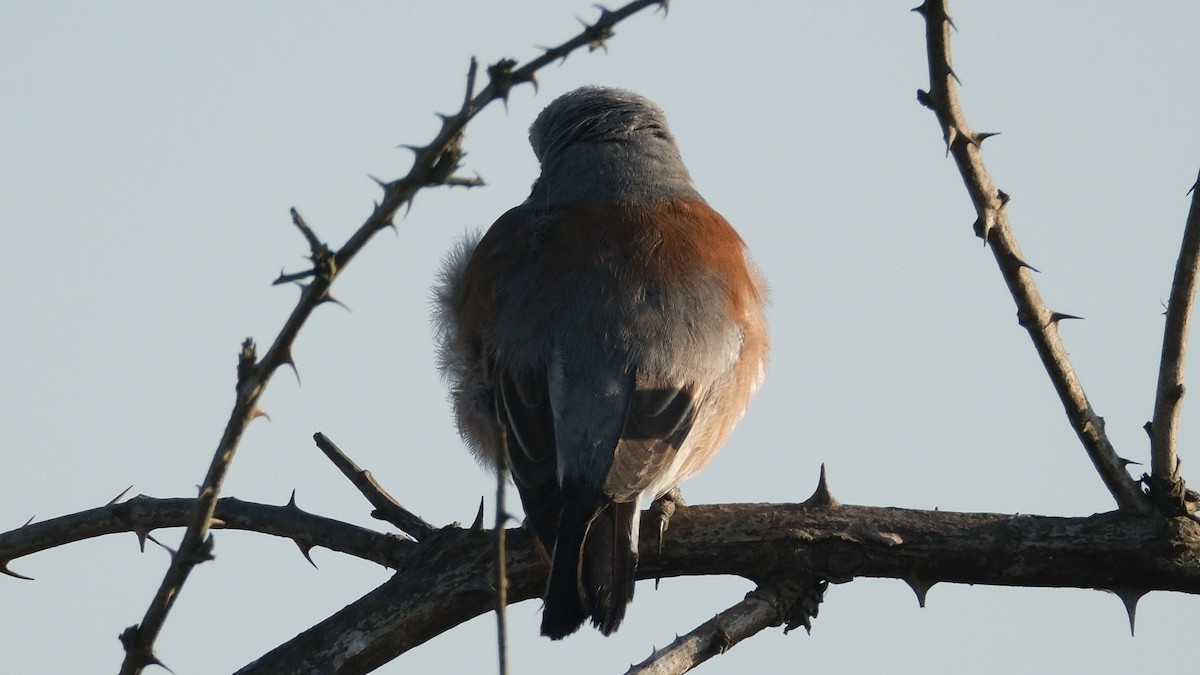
[433,85,767,639]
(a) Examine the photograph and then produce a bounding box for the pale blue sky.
[3,2,1199,673]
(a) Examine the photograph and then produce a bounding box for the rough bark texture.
[234,502,1200,674]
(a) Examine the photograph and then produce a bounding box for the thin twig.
[494,446,510,675]
[1148,167,1200,508]
[313,433,435,540]
[626,592,780,675]
[914,0,1150,515]
[115,2,669,671]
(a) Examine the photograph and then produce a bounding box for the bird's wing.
[495,366,561,551]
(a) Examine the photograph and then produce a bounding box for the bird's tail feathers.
[541,494,639,639]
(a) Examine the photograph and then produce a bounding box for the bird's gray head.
[527,86,698,204]
[530,86,674,162]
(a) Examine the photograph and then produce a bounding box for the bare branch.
[313,433,435,540]
[1148,166,1200,510]
[494,458,511,675]
[914,0,1150,515]
[626,590,781,675]
[0,496,410,571]
[236,500,1200,673]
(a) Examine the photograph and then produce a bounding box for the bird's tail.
[541,495,639,639]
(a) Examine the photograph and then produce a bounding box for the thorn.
[286,490,302,511]
[196,533,216,564]
[801,464,840,508]
[134,528,151,552]
[368,174,390,190]
[1118,455,1143,468]
[208,518,225,528]
[399,144,423,155]
[22,515,34,527]
[1143,421,1153,438]
[1049,312,1084,325]
[279,347,300,386]
[146,655,175,675]
[656,0,670,17]
[973,211,996,243]
[1189,179,1197,197]
[973,131,1001,145]
[946,64,961,86]
[318,293,350,312]
[1009,253,1040,273]
[295,540,319,569]
[904,578,935,608]
[251,407,272,422]
[470,496,486,532]
[997,189,1011,208]
[147,533,175,556]
[107,485,134,506]
[272,267,316,286]
[1107,588,1147,636]
[0,562,33,581]
[944,125,957,156]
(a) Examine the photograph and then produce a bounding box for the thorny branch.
[114,1,670,671]
[8,463,1200,673]
[0,495,410,574]
[1148,168,1200,512]
[235,490,1200,674]
[313,433,436,540]
[626,593,779,675]
[913,0,1151,515]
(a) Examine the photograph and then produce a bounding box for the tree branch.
[114,1,670,670]
[235,499,1200,674]
[914,0,1151,515]
[1148,167,1200,510]
[626,589,781,675]
[313,433,435,540]
[0,496,411,574]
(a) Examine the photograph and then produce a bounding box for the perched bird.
[434,86,767,639]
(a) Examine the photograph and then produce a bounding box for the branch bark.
[314,433,435,540]
[914,0,1151,515]
[236,500,1200,674]
[0,496,410,575]
[626,586,792,675]
[1148,168,1200,509]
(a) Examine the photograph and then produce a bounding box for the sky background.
[3,2,1199,673]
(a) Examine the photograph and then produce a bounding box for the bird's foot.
[648,487,685,555]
